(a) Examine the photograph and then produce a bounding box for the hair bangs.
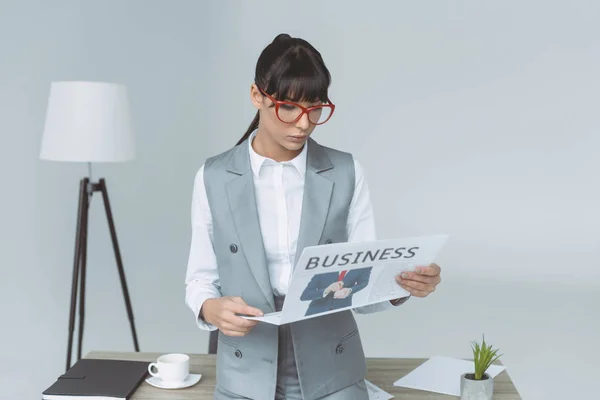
[263,50,331,103]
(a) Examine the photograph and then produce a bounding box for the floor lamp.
[40,81,140,372]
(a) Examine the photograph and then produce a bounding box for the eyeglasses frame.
[257,87,335,125]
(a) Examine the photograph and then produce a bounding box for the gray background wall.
[1,1,598,399]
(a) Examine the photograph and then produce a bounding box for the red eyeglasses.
[258,87,335,125]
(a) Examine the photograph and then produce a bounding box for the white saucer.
[145,373,202,389]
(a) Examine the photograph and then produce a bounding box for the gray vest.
[203,136,367,400]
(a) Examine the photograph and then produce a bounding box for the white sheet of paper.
[365,379,394,400]
[393,356,506,396]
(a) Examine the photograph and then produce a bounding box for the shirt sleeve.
[347,159,410,314]
[184,164,222,331]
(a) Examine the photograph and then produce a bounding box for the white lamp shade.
[40,81,136,162]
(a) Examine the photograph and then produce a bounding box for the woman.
[185,33,442,400]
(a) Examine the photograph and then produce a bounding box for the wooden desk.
[86,351,521,399]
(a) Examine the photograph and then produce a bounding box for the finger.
[229,296,248,305]
[230,315,260,329]
[221,329,247,337]
[397,272,437,285]
[221,308,260,325]
[414,263,441,277]
[219,325,246,336]
[221,317,257,332]
[228,301,264,317]
[400,285,431,297]
[239,305,264,317]
[404,287,430,297]
[399,279,435,293]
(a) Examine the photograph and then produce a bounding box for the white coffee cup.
[148,353,190,383]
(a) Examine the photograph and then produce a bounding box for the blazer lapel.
[225,142,275,311]
[294,138,334,267]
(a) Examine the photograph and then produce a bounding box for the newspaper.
[243,234,448,325]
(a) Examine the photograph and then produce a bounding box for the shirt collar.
[248,130,307,179]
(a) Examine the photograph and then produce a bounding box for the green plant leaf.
[470,334,501,380]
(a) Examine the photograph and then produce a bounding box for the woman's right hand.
[201,297,264,336]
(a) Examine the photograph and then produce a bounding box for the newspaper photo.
[243,234,448,325]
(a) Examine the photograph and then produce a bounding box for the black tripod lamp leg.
[99,179,140,351]
[77,181,91,361]
[66,178,88,372]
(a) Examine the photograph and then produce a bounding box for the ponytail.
[236,111,259,146]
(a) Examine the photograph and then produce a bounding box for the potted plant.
[460,334,502,400]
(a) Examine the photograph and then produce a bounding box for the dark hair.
[236,33,332,145]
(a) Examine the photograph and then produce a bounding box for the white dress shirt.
[185,131,400,330]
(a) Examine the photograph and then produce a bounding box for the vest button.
[336,345,344,354]
[325,239,332,244]
[235,350,242,358]
[229,244,238,253]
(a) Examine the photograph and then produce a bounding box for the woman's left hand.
[396,263,442,297]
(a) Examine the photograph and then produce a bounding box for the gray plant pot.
[460,372,494,400]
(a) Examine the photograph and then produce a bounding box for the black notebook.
[42,359,150,400]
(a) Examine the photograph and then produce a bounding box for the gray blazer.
[203,136,366,399]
